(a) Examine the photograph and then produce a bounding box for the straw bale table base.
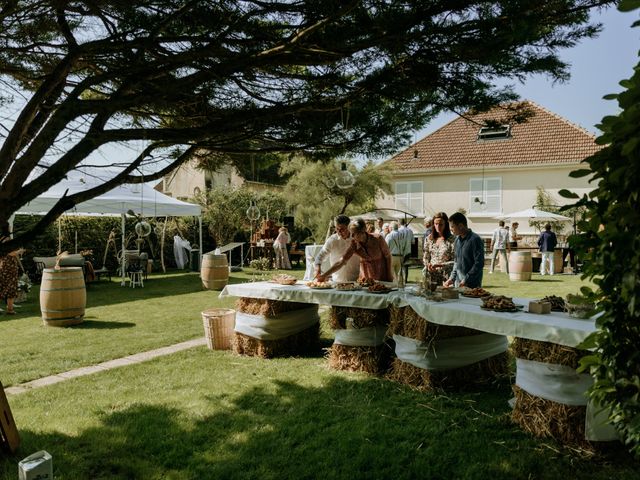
[510,337,617,450]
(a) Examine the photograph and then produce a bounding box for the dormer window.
[477,125,511,141]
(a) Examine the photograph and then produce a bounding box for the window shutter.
[485,178,502,213]
[469,178,484,213]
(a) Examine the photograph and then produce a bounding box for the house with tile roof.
[376,101,603,244]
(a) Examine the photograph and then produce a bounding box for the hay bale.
[236,297,309,317]
[511,384,593,449]
[232,322,320,358]
[326,343,391,375]
[511,338,604,451]
[386,352,511,391]
[388,305,482,341]
[329,306,389,330]
[511,337,588,369]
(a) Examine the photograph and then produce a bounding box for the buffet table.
[221,282,596,346]
[219,281,615,447]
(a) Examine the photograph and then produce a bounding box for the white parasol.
[496,207,570,221]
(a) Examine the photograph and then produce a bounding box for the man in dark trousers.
[538,223,558,275]
[444,212,485,288]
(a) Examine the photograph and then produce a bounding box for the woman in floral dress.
[423,212,455,289]
[0,247,24,315]
[319,219,393,282]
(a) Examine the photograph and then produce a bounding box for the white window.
[395,181,423,215]
[469,177,501,214]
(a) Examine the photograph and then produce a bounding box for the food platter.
[481,305,524,313]
[335,282,362,291]
[367,283,395,294]
[270,274,298,285]
[305,281,334,290]
[460,287,492,298]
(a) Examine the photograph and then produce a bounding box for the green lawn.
[2,266,635,479]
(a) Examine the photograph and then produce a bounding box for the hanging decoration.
[134,169,151,238]
[335,162,355,189]
[335,105,355,189]
[246,200,260,221]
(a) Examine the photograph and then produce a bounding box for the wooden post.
[0,381,20,453]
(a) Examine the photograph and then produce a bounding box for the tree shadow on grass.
[1,377,635,480]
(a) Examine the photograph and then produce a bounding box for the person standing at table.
[509,221,521,248]
[273,226,292,270]
[314,215,359,282]
[489,220,510,274]
[398,218,414,283]
[538,223,558,275]
[444,212,484,288]
[318,219,393,282]
[423,212,455,288]
[385,222,404,282]
[0,246,24,315]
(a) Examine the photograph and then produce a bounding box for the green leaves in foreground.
[569,5,640,457]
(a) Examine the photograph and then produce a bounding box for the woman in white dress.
[273,226,292,269]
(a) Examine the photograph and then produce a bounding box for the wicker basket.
[202,308,236,350]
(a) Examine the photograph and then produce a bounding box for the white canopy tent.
[15,172,202,285]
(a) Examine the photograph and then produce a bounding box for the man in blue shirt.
[444,212,484,288]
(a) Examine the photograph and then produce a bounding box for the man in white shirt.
[385,221,404,281]
[489,220,510,274]
[314,215,360,282]
[398,218,414,282]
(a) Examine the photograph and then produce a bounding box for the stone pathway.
[5,338,207,396]
[5,305,330,396]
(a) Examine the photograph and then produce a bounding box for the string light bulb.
[246,200,261,221]
[335,162,355,189]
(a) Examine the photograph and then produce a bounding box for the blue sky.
[414,6,640,141]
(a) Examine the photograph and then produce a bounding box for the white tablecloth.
[220,281,391,310]
[394,294,597,348]
[220,282,597,347]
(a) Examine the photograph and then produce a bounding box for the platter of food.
[539,295,565,312]
[481,295,521,312]
[335,282,361,291]
[357,278,376,288]
[305,280,334,289]
[270,274,298,285]
[460,287,492,298]
[367,282,394,294]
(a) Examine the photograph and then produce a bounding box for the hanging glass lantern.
[135,219,152,237]
[246,201,261,221]
[335,162,355,189]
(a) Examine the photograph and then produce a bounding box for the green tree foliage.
[14,215,201,272]
[568,2,640,455]
[0,1,614,254]
[280,158,391,242]
[197,186,289,248]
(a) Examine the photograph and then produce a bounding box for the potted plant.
[16,273,32,303]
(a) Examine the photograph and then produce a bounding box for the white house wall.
[378,164,593,238]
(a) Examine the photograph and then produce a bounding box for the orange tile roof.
[389,101,603,172]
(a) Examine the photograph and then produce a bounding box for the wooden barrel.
[40,267,86,326]
[201,254,229,290]
[509,251,532,281]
